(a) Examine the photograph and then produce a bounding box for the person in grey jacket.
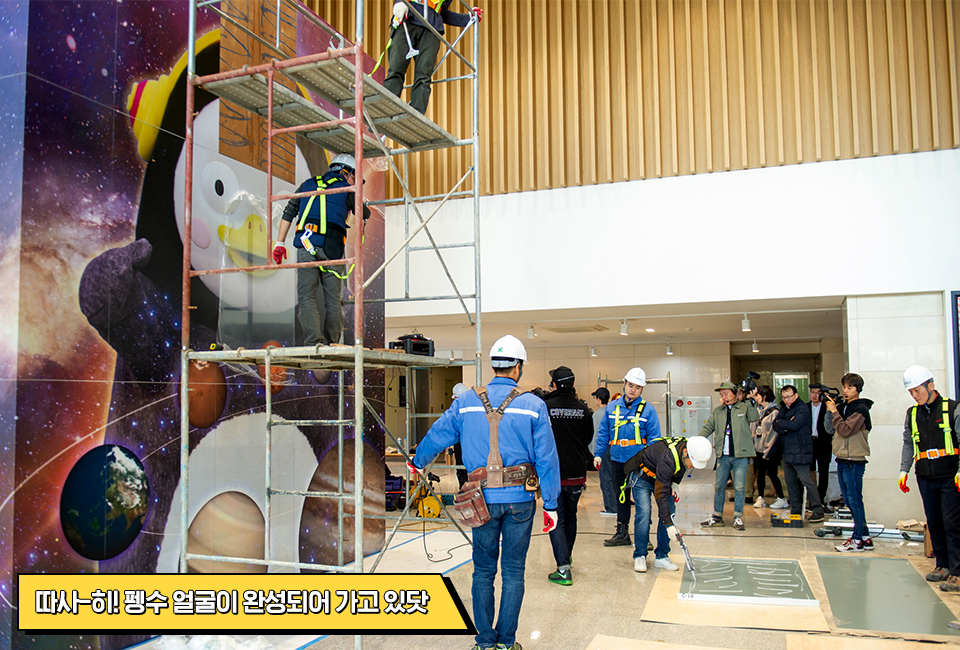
[699,381,759,531]
[773,385,824,523]
[752,385,787,509]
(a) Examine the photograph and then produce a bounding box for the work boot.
[940,575,960,592]
[926,567,949,582]
[604,523,631,547]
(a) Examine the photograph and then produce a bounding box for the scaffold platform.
[191,344,474,373]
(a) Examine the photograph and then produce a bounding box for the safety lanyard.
[297,176,328,235]
[911,398,956,459]
[612,399,647,445]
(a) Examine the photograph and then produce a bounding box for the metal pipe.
[179,349,191,573]
[204,5,292,59]
[182,53,196,351]
[194,45,356,86]
[287,0,343,40]
[429,20,474,75]
[472,15,482,387]
[346,293,477,304]
[266,66,276,293]
[269,488,356,499]
[264,348,273,563]
[337,369,345,568]
[353,42,365,345]
[270,115,357,137]
[366,190,472,206]
[406,73,476,87]
[273,182,359,202]
[404,153,410,299]
[354,341,364,574]
[408,242,474,252]
[190,257,355,276]
[360,166,474,291]
[181,552,353,572]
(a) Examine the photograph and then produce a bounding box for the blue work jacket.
[413,377,561,509]
[593,395,662,464]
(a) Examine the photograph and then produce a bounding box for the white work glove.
[406,460,422,476]
[667,525,680,541]
[898,471,910,493]
[593,456,602,470]
[393,2,407,25]
[542,510,558,533]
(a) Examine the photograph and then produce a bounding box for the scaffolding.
[178,0,481,598]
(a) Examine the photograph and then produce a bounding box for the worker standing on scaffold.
[382,1,483,115]
[273,154,369,346]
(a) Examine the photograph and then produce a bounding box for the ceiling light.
[741,313,751,332]
[527,324,536,339]
[752,341,759,353]
[666,343,673,356]
[620,319,628,336]
[590,345,597,357]
[449,349,455,360]
[645,327,656,333]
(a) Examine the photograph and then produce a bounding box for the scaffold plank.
[201,73,387,158]
[283,58,459,152]
[189,344,474,372]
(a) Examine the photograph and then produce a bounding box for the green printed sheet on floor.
[679,557,819,606]
[817,556,960,637]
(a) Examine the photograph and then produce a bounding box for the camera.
[811,383,842,404]
[738,371,761,395]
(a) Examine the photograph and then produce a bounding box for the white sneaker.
[654,557,679,571]
[599,510,617,517]
[634,556,647,573]
[753,497,765,508]
[770,498,790,509]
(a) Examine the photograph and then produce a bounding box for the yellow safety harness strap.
[623,438,683,503]
[911,398,956,461]
[612,399,647,445]
[297,177,328,235]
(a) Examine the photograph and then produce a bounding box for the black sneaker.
[548,568,572,586]
[862,537,874,550]
[807,512,825,524]
[701,515,724,528]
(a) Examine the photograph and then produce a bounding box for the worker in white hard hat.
[898,366,960,591]
[409,334,559,650]
[623,435,713,553]
[273,154,370,346]
[593,367,666,573]
[698,381,760,532]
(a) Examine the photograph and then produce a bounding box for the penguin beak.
[217,215,277,277]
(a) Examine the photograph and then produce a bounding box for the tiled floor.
[311,468,944,649]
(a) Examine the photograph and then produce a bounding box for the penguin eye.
[199,161,240,214]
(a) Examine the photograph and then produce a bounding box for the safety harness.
[611,399,648,447]
[466,387,539,490]
[911,398,957,461]
[296,174,356,280]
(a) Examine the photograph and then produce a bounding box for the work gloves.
[666,525,680,541]
[406,460,422,477]
[542,509,558,533]
[593,456,602,470]
[472,7,483,22]
[272,244,287,265]
[898,471,910,493]
[392,2,407,26]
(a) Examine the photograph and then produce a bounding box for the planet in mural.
[60,444,150,560]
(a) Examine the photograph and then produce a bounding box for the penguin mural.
[77,30,385,593]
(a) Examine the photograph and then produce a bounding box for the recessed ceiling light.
[645,328,656,333]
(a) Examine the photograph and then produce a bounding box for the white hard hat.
[329,153,356,174]
[490,335,527,368]
[685,436,713,469]
[624,367,646,386]
[903,365,934,390]
[452,382,468,398]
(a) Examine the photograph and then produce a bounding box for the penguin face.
[173,101,296,313]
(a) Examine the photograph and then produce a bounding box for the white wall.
[384,149,960,318]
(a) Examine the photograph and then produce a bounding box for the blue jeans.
[836,460,867,540]
[599,448,617,512]
[713,455,749,517]
[471,500,535,649]
[635,476,674,559]
[549,484,583,568]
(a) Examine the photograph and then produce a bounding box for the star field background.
[4,2,387,649]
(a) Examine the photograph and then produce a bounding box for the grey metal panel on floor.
[817,555,960,637]
[200,74,386,158]
[678,557,818,607]
[283,58,459,152]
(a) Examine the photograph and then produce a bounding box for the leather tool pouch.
[453,479,490,527]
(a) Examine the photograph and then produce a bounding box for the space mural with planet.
[4,2,387,648]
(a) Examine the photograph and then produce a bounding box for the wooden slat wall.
[307,0,960,199]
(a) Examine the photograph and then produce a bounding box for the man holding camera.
[774,385,825,523]
[809,384,836,511]
[699,381,760,531]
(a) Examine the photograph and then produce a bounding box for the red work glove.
[673,491,680,504]
[472,7,483,22]
[898,471,910,494]
[406,460,422,477]
[542,510,558,533]
[593,456,602,470]
[272,244,287,265]
[955,473,959,492]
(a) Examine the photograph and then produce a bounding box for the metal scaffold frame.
[177,0,482,604]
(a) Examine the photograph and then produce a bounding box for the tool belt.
[614,440,640,447]
[918,448,960,460]
[453,387,538,528]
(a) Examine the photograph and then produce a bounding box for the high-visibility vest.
[911,398,957,461]
[423,0,443,13]
[297,176,329,235]
[640,437,684,479]
[612,399,648,446]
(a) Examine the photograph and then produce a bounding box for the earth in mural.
[60,444,150,560]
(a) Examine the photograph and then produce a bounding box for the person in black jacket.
[809,384,836,511]
[773,385,825,522]
[543,366,594,586]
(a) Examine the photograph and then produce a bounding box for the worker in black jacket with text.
[543,366,594,586]
[773,385,825,523]
[899,365,960,592]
